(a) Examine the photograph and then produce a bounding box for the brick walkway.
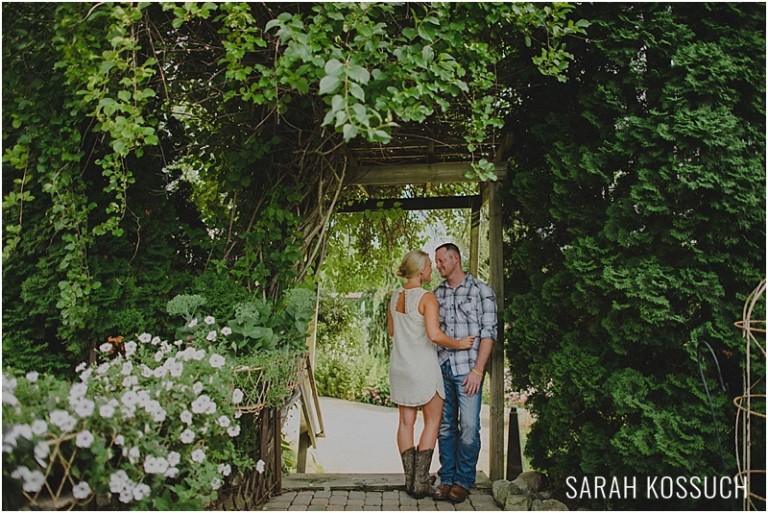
[263,489,502,511]
[262,474,502,511]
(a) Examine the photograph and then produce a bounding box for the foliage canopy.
[2,2,582,372]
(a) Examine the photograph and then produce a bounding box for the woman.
[387,250,474,498]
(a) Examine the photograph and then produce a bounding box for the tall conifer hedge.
[503,3,765,509]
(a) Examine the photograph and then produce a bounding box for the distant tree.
[503,3,765,509]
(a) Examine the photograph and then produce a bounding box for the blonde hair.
[397,250,428,279]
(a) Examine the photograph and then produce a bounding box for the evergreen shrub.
[503,3,765,510]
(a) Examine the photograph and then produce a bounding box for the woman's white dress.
[389,287,445,406]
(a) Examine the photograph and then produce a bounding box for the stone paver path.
[262,474,502,511]
[263,488,502,511]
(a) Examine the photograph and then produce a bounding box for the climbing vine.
[3,2,584,370]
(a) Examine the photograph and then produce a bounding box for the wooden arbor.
[339,135,512,481]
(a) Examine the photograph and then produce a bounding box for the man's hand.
[462,371,483,397]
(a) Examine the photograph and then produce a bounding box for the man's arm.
[463,281,498,396]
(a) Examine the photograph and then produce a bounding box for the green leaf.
[318,75,340,95]
[347,65,370,84]
[422,45,435,63]
[324,58,343,75]
[342,123,358,140]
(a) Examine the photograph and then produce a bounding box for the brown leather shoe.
[433,483,453,501]
[448,484,470,503]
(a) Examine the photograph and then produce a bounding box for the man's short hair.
[436,242,461,259]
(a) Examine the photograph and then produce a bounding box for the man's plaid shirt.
[434,273,497,376]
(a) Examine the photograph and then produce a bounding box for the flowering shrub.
[2,324,254,510]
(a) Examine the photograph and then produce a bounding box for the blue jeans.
[437,361,483,489]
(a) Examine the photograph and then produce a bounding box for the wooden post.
[488,181,506,481]
[469,193,481,276]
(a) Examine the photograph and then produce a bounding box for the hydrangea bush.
[2,323,255,510]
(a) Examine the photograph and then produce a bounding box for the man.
[432,242,497,503]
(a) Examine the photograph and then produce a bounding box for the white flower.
[72,481,92,499]
[12,466,45,493]
[206,330,217,342]
[146,402,167,423]
[167,451,181,467]
[154,350,164,362]
[217,415,231,428]
[125,340,137,357]
[211,477,223,490]
[121,390,139,407]
[75,362,87,373]
[99,403,115,419]
[221,326,232,336]
[227,424,241,437]
[256,459,266,474]
[173,339,184,346]
[219,463,232,476]
[97,362,110,375]
[122,375,138,388]
[99,342,113,353]
[144,455,170,475]
[119,489,133,504]
[139,333,152,343]
[50,409,77,433]
[191,448,206,463]
[73,398,95,418]
[121,361,133,376]
[114,434,125,446]
[180,410,193,425]
[191,395,216,415]
[193,382,204,394]
[209,353,225,368]
[166,360,184,377]
[133,482,151,501]
[204,315,215,325]
[121,403,136,419]
[165,467,179,478]
[232,388,244,404]
[234,410,243,419]
[80,368,93,382]
[187,318,198,329]
[151,336,161,345]
[70,382,87,398]
[13,424,33,441]
[109,470,130,493]
[152,366,168,378]
[30,419,47,436]
[76,430,94,449]
[34,441,50,466]
[128,446,140,464]
[180,428,195,444]
[26,371,39,383]
[140,364,153,378]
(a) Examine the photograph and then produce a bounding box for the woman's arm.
[421,292,474,350]
[387,300,394,338]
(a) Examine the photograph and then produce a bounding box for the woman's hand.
[457,336,475,350]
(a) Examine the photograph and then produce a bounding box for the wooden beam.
[345,162,506,186]
[488,181,506,481]
[337,195,481,213]
[469,199,481,276]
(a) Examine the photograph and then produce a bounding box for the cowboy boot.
[412,447,435,499]
[400,447,416,496]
